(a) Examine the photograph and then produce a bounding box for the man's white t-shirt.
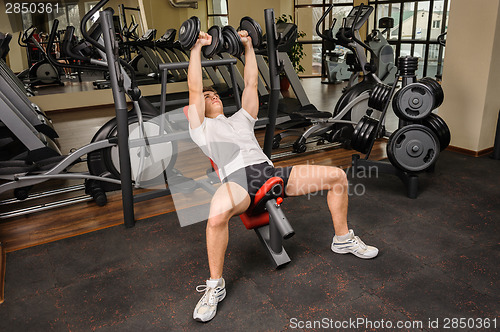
[188,108,273,180]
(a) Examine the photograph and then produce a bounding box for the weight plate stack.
[422,113,451,151]
[239,16,263,49]
[398,56,418,77]
[419,77,444,109]
[222,25,243,56]
[202,25,223,58]
[387,124,440,172]
[392,82,436,121]
[368,83,392,111]
[351,116,380,154]
[179,16,200,50]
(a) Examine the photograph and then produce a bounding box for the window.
[207,0,229,27]
[368,0,451,78]
[295,0,355,77]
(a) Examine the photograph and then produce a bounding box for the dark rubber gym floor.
[1,150,499,331]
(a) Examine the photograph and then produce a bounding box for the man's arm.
[240,31,259,119]
[188,32,211,129]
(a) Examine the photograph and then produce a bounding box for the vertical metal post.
[100,9,135,228]
[263,8,280,158]
[269,215,283,254]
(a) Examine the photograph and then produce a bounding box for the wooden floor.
[0,78,389,254]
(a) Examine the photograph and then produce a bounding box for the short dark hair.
[203,86,218,94]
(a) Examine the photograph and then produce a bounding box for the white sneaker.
[331,229,379,259]
[193,278,226,322]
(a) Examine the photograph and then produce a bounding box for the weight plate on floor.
[203,25,223,58]
[179,16,200,50]
[239,16,263,49]
[392,82,436,120]
[387,124,440,172]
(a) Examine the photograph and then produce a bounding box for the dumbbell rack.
[352,57,424,199]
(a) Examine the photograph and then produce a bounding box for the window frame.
[207,0,229,28]
[294,0,355,78]
[368,0,450,77]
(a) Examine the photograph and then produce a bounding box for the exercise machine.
[16,26,64,87]
[0,15,179,218]
[273,3,385,154]
[365,17,397,84]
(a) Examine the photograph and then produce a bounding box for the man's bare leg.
[285,165,349,236]
[284,165,378,259]
[206,182,251,279]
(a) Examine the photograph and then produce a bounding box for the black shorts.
[222,162,294,203]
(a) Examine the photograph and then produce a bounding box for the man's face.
[203,91,223,118]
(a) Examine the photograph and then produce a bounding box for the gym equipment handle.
[81,0,109,52]
[315,4,338,43]
[46,19,107,72]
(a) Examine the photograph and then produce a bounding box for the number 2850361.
[5,3,59,14]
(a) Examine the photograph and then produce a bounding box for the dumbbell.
[178,16,262,58]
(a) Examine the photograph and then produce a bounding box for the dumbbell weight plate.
[357,117,375,153]
[179,16,200,50]
[239,16,263,49]
[423,113,450,151]
[392,82,436,121]
[352,116,372,153]
[203,25,223,58]
[359,118,380,154]
[433,114,451,148]
[368,84,383,110]
[420,77,444,108]
[222,25,243,56]
[387,124,440,172]
[351,116,368,151]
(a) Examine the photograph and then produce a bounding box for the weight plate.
[433,114,451,147]
[368,85,382,110]
[393,82,436,120]
[357,117,375,153]
[387,124,440,172]
[368,83,391,111]
[351,116,368,150]
[352,116,372,153]
[240,16,263,49]
[203,25,223,58]
[420,77,444,108]
[359,118,379,154]
[222,25,243,56]
[179,16,200,50]
[423,113,450,151]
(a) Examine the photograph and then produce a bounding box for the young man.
[187,29,378,323]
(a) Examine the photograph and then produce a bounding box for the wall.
[479,3,500,150]
[440,0,500,152]
[140,0,208,35]
[0,5,28,72]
